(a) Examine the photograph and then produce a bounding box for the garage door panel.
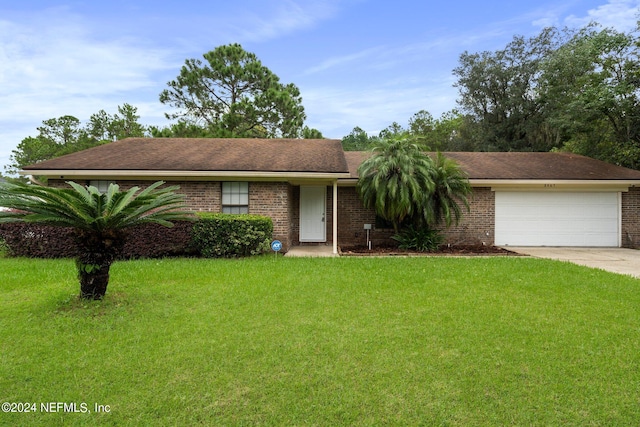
[495,192,619,247]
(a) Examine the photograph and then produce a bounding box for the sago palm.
[357,137,435,232]
[0,181,192,299]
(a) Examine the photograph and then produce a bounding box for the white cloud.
[301,75,458,138]
[304,46,386,75]
[0,18,172,98]
[229,0,340,43]
[0,8,178,172]
[565,0,640,31]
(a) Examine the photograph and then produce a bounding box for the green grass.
[1,256,639,426]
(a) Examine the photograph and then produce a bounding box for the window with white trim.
[89,180,115,193]
[222,182,249,214]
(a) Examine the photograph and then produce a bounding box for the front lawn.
[1,256,638,425]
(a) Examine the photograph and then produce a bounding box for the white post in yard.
[333,180,338,254]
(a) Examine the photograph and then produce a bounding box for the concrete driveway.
[507,247,640,278]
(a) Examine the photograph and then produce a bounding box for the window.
[222,182,249,214]
[89,180,115,193]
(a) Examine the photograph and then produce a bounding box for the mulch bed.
[340,245,522,256]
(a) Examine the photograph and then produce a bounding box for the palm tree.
[421,152,472,228]
[0,181,192,299]
[357,137,435,232]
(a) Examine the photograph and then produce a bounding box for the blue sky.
[1,0,639,171]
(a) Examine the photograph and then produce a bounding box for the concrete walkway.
[284,245,338,257]
[507,247,640,278]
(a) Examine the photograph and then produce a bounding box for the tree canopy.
[6,104,147,176]
[159,43,306,138]
[357,137,435,232]
[356,136,470,233]
[453,24,640,168]
[342,110,467,152]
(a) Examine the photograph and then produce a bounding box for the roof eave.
[336,178,640,189]
[20,169,350,181]
[473,179,640,190]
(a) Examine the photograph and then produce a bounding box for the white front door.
[300,186,326,242]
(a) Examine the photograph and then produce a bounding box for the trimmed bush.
[192,213,273,258]
[0,223,77,258]
[0,215,274,259]
[392,225,444,252]
[0,220,196,259]
[122,221,197,259]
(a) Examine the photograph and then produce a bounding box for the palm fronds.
[0,181,192,231]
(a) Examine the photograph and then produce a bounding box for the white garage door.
[495,192,619,247]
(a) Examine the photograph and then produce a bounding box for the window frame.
[221,182,249,214]
[89,180,115,193]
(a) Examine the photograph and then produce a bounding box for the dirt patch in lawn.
[340,244,521,257]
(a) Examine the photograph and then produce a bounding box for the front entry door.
[300,186,326,242]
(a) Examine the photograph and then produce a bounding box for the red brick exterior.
[336,186,495,248]
[337,186,394,248]
[440,187,495,246]
[248,182,291,247]
[622,186,640,248]
[47,180,639,249]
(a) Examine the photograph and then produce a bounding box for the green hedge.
[0,221,196,259]
[192,213,273,258]
[0,214,274,259]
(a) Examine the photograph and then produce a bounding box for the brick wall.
[622,186,640,248]
[48,179,638,249]
[337,186,495,248]
[49,179,294,249]
[337,186,394,248]
[49,179,222,212]
[248,182,291,248]
[441,187,495,245]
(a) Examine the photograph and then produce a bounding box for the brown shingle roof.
[25,138,349,174]
[23,138,640,181]
[346,151,640,181]
[444,152,640,180]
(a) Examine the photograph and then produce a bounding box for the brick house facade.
[26,138,640,250]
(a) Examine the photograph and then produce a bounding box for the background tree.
[301,126,324,139]
[408,110,468,151]
[149,120,216,138]
[6,116,89,176]
[541,25,640,169]
[346,110,468,152]
[453,27,567,152]
[6,104,146,176]
[341,127,378,151]
[87,103,147,142]
[0,181,191,300]
[378,122,407,140]
[159,43,306,138]
[452,22,640,169]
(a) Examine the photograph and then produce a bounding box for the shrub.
[392,225,444,252]
[0,223,77,258]
[0,221,196,259]
[192,213,273,258]
[121,220,197,259]
[0,237,9,258]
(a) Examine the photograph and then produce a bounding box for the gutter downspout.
[333,180,338,254]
